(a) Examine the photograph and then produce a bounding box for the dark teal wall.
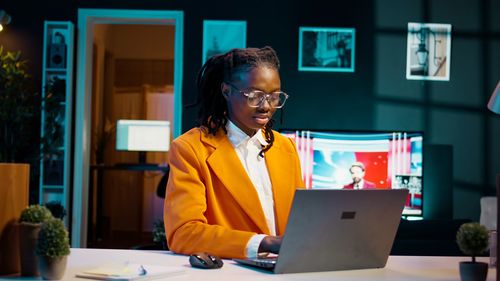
[3,0,500,221]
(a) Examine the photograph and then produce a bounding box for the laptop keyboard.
[252,257,277,267]
[256,258,276,264]
[234,256,277,269]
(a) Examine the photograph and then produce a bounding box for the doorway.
[73,9,183,247]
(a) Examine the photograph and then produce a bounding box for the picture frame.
[406,22,452,81]
[298,27,355,72]
[202,20,247,64]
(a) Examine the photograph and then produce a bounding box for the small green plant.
[41,77,65,160]
[19,205,53,224]
[456,222,489,263]
[35,219,70,258]
[152,219,166,246]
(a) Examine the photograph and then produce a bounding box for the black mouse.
[189,252,224,269]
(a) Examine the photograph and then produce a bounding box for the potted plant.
[36,218,70,280]
[152,219,168,250]
[0,46,39,163]
[0,46,39,275]
[18,204,53,276]
[456,222,490,281]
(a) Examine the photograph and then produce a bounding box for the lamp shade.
[416,44,429,66]
[488,81,500,114]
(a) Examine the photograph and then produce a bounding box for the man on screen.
[343,162,376,189]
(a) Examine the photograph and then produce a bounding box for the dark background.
[2,0,499,221]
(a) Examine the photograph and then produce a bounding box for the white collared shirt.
[226,121,276,258]
[354,179,365,189]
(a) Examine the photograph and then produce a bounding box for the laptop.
[234,189,408,274]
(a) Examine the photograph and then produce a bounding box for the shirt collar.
[226,120,268,148]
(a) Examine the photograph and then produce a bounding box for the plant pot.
[19,222,42,276]
[38,255,68,280]
[459,261,488,281]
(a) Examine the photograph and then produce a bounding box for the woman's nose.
[257,97,272,110]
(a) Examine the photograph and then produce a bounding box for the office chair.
[156,165,170,199]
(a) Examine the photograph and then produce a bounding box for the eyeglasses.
[227,83,289,109]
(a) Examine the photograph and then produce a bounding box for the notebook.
[234,189,408,274]
[75,262,185,280]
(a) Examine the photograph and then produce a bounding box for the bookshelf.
[39,21,74,225]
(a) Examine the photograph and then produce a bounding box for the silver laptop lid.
[274,189,408,274]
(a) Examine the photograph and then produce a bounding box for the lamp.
[0,10,12,32]
[414,26,446,69]
[488,81,500,114]
[115,120,170,164]
[414,28,429,67]
[415,43,428,66]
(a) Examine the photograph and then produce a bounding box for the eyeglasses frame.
[225,82,289,109]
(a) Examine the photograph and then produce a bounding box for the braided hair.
[196,46,281,157]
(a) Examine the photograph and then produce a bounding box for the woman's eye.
[248,91,264,99]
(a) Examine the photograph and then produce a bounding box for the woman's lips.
[253,114,269,124]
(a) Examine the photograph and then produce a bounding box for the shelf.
[39,21,74,228]
[41,185,65,190]
[46,68,67,73]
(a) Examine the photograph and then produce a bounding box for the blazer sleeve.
[163,137,255,259]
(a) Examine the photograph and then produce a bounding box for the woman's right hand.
[258,235,282,254]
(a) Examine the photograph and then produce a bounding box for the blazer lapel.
[203,132,270,234]
[266,142,296,235]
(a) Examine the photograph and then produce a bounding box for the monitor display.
[281,130,423,216]
[116,120,170,152]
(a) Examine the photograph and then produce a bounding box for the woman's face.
[222,66,281,136]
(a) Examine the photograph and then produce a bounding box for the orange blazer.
[164,127,304,259]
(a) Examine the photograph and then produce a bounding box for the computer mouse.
[189,252,224,269]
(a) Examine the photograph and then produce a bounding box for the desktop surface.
[0,248,494,281]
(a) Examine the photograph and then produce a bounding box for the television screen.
[116,120,170,152]
[281,130,423,216]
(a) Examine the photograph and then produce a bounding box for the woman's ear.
[221,83,230,99]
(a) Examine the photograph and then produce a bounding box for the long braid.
[196,46,281,155]
[259,119,275,158]
[196,54,228,135]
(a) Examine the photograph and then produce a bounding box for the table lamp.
[489,81,500,280]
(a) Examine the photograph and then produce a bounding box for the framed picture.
[406,22,452,81]
[202,20,246,64]
[298,27,355,72]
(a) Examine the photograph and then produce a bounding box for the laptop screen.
[280,129,423,217]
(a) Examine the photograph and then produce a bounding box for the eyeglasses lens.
[247,91,288,108]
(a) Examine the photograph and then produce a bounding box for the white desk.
[0,248,495,281]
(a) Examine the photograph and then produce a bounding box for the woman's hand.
[258,235,282,254]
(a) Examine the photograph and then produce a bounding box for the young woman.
[164,46,304,259]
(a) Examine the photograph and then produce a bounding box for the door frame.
[73,8,183,247]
